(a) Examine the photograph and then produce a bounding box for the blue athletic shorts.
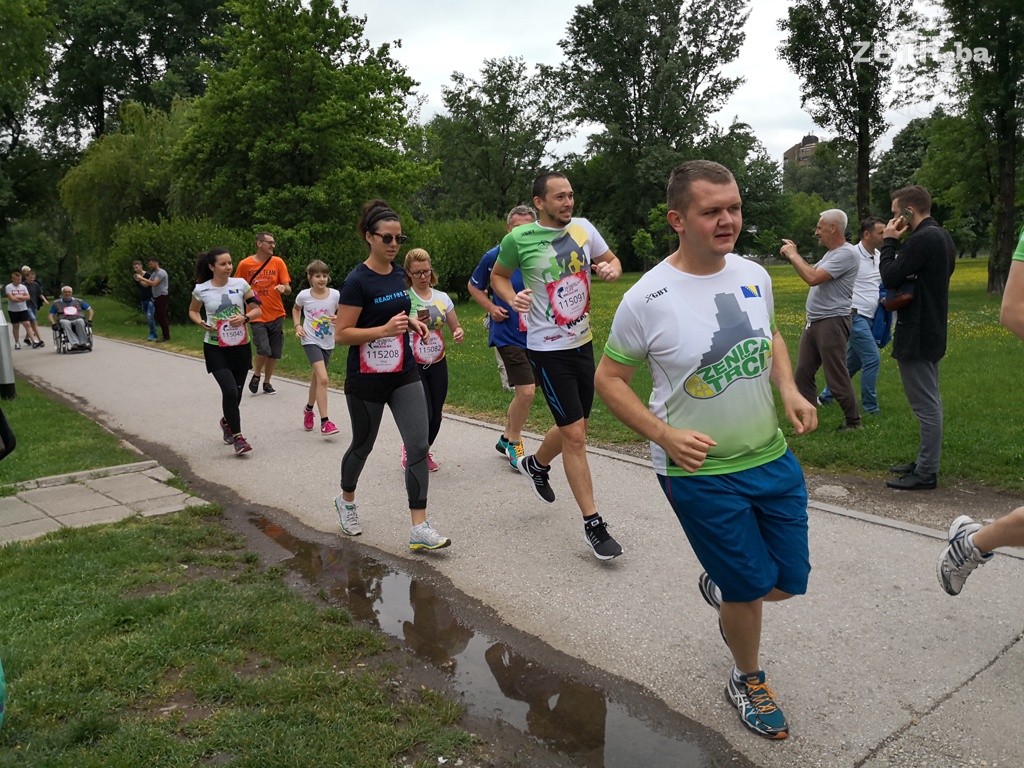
[657,450,810,603]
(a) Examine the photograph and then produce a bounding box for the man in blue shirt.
[467,205,537,468]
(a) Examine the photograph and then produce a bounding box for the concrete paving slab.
[0,517,62,544]
[83,473,181,504]
[59,506,137,529]
[129,493,195,515]
[0,495,45,525]
[19,484,122,515]
[12,335,1024,767]
[143,466,176,482]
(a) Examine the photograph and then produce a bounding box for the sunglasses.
[371,232,409,245]
[409,269,433,278]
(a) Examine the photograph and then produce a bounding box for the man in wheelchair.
[49,286,94,351]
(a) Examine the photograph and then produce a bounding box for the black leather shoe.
[889,461,916,475]
[886,471,937,490]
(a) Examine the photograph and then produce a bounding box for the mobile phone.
[899,207,912,225]
[417,308,430,323]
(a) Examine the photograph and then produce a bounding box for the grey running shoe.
[726,671,789,740]
[698,571,728,646]
[583,516,622,560]
[409,522,451,551]
[233,435,252,455]
[219,417,233,445]
[937,515,992,595]
[334,495,362,536]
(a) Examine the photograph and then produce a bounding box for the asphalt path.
[12,336,1024,767]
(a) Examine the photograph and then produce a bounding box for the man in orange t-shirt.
[234,232,291,395]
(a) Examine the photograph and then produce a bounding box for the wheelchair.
[53,319,93,353]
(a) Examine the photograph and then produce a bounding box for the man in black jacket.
[879,185,955,490]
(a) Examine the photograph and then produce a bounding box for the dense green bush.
[107,218,254,323]
[409,218,507,300]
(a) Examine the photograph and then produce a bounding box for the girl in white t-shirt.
[403,248,464,471]
[292,260,341,436]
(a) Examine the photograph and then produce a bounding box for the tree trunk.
[856,116,871,223]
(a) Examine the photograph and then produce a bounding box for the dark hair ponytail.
[195,248,230,283]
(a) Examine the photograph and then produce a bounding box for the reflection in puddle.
[255,517,717,768]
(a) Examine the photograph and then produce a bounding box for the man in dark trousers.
[880,185,956,490]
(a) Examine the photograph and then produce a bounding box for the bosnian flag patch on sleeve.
[741,285,762,298]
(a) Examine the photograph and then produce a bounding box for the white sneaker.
[409,522,451,551]
[334,495,361,536]
[937,515,992,595]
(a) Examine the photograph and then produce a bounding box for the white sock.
[714,584,723,604]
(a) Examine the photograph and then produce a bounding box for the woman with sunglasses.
[333,200,452,551]
[402,248,464,472]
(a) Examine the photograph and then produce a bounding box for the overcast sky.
[346,0,934,166]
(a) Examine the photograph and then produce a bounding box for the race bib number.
[545,271,590,326]
[63,305,79,317]
[217,318,249,347]
[518,312,528,332]
[411,331,445,365]
[360,335,404,373]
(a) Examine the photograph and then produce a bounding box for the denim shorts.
[657,450,810,602]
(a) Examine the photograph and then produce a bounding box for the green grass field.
[83,257,1024,491]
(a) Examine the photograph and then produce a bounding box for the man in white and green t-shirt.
[491,172,624,561]
[595,160,818,741]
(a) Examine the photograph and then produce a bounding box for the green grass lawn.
[84,257,1024,491]
[0,377,141,487]
[0,379,487,766]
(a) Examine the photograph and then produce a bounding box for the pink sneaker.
[303,409,314,431]
[427,452,440,472]
[400,445,407,469]
[321,420,339,436]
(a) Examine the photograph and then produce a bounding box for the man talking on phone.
[879,185,956,490]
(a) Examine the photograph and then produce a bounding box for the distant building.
[783,134,819,167]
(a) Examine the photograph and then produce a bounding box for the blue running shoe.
[726,671,788,740]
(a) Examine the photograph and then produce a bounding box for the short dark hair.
[195,248,230,283]
[892,185,932,215]
[255,231,273,244]
[859,216,886,237]
[667,160,735,214]
[532,171,568,201]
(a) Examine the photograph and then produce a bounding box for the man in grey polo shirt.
[136,257,170,342]
[780,209,860,430]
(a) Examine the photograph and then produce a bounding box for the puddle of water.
[255,516,724,768]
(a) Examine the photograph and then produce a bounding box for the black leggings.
[204,343,252,435]
[341,381,430,509]
[418,357,448,446]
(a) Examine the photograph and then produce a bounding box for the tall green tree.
[423,57,569,218]
[778,0,912,220]
[925,0,1024,291]
[559,0,749,257]
[59,100,193,260]
[870,115,934,208]
[174,0,431,236]
[42,0,229,142]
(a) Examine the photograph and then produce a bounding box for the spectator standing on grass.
[936,224,1024,594]
[235,232,291,396]
[780,210,860,431]
[402,247,464,472]
[817,217,886,414]
[467,205,539,469]
[24,271,47,348]
[879,185,955,491]
[132,261,158,340]
[134,258,170,342]
[188,248,262,456]
[332,200,450,552]
[292,259,340,438]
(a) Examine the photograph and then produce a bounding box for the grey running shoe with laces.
[409,522,451,551]
[334,495,362,536]
[937,515,992,595]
